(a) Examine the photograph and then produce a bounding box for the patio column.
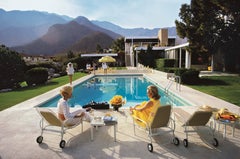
[185,50,191,69]
[136,51,138,67]
[130,46,134,67]
[179,48,182,68]
[211,54,214,72]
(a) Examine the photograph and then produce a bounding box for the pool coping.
[11,71,239,113]
[39,73,193,108]
[1,70,240,159]
[146,70,239,113]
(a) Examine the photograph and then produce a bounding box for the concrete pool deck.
[0,70,240,159]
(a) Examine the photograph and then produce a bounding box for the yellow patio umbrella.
[98,56,116,63]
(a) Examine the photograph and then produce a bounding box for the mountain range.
[13,21,116,55]
[0,9,177,56]
[0,9,68,47]
[92,20,177,37]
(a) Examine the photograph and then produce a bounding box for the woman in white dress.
[57,86,92,126]
[66,62,74,85]
[102,62,108,74]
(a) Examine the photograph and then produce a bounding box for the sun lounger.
[174,108,219,147]
[35,108,83,148]
[132,105,179,152]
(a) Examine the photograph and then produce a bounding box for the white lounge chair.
[132,105,179,152]
[174,108,219,148]
[36,108,83,148]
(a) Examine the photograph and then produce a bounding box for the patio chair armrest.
[132,115,149,128]
[169,116,175,124]
[169,116,177,129]
[169,116,175,122]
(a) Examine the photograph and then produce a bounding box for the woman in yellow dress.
[130,85,161,126]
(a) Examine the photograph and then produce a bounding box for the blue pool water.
[39,75,191,108]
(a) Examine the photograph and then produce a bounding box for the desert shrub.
[25,67,48,86]
[174,68,187,76]
[155,59,175,71]
[175,68,200,84]
[0,45,26,89]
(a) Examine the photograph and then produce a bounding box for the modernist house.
[165,42,191,69]
[124,29,190,69]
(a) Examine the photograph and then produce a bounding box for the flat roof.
[135,46,170,51]
[125,36,176,43]
[165,42,189,51]
[81,53,118,57]
[125,37,159,43]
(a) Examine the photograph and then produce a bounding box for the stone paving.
[0,70,240,159]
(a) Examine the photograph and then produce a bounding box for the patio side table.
[90,116,118,141]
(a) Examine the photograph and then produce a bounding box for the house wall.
[124,29,179,66]
[158,29,168,46]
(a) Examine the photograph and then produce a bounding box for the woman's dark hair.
[147,85,161,100]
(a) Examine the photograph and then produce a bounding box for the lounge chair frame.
[132,105,179,152]
[36,108,83,148]
[174,110,218,147]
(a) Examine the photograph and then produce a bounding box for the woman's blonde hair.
[60,85,73,96]
[147,85,160,100]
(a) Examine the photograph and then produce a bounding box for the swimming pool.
[39,75,192,108]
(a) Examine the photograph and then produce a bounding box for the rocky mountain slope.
[12,21,115,55]
[0,9,178,55]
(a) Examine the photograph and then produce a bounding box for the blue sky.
[0,0,190,29]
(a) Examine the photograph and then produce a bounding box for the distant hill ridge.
[0,9,177,55]
[74,16,121,39]
[0,8,69,46]
[12,21,115,55]
[92,20,177,37]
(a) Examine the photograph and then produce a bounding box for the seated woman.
[57,85,92,126]
[130,85,161,127]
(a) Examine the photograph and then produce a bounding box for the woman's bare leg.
[69,75,73,84]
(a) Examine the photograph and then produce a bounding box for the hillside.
[92,20,177,37]
[0,9,68,46]
[12,21,114,55]
[0,8,179,56]
[69,32,114,53]
[74,16,121,39]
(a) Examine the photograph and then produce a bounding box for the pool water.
[40,75,191,108]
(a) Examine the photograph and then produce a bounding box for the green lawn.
[0,72,87,111]
[1,73,239,111]
[188,76,240,106]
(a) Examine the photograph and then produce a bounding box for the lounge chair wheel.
[60,140,66,148]
[147,143,153,152]
[173,137,180,146]
[36,136,43,144]
[212,138,218,147]
[183,139,188,147]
